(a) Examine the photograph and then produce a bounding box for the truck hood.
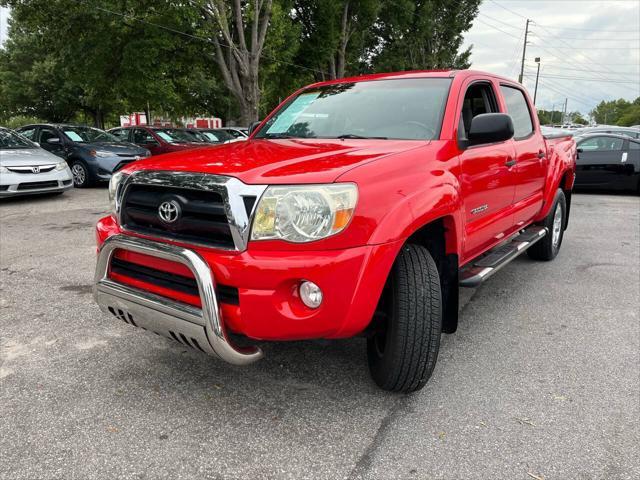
[0,147,62,167]
[126,138,427,184]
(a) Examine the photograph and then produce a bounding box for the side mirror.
[248,121,262,136]
[468,113,514,147]
[46,137,61,145]
[577,147,583,153]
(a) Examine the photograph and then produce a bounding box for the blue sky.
[1,1,638,115]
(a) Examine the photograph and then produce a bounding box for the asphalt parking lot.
[1,188,638,480]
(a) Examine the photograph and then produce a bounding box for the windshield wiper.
[334,134,388,140]
[263,133,296,139]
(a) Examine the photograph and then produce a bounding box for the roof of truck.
[307,69,517,89]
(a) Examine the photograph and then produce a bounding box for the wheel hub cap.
[552,204,562,248]
[72,165,85,184]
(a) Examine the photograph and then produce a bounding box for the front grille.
[110,257,239,305]
[121,184,234,248]
[17,181,59,190]
[7,166,55,174]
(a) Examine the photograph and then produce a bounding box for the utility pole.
[533,57,541,105]
[550,103,556,125]
[518,19,531,84]
[562,98,568,124]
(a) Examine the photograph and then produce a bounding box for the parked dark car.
[16,124,150,188]
[219,126,249,139]
[196,128,239,143]
[575,133,640,192]
[183,128,224,144]
[573,126,640,139]
[108,126,204,156]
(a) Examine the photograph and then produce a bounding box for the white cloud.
[0,7,9,46]
[463,0,640,114]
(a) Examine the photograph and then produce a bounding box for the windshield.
[155,129,196,144]
[256,78,452,141]
[62,126,119,143]
[0,129,37,149]
[201,131,221,142]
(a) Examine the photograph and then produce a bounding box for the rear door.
[499,84,546,227]
[575,135,627,189]
[458,80,517,260]
[132,128,162,155]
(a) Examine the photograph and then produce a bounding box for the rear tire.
[527,189,566,261]
[70,160,94,188]
[367,244,442,393]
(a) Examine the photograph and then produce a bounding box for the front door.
[133,128,161,155]
[500,85,546,227]
[458,80,517,261]
[38,127,67,159]
[575,135,629,189]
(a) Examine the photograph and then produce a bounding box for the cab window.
[19,127,37,141]
[500,85,534,140]
[459,83,498,142]
[111,129,130,141]
[579,136,624,152]
[133,129,158,145]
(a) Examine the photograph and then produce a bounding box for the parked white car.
[0,127,73,197]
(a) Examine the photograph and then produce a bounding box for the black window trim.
[458,80,502,150]
[499,82,536,142]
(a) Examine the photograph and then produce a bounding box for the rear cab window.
[500,85,534,140]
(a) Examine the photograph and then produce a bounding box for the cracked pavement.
[1,189,639,479]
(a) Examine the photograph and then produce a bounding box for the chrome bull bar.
[93,234,263,365]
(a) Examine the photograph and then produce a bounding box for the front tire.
[70,160,93,188]
[527,189,566,261]
[367,244,442,393]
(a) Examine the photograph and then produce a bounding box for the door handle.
[505,158,516,167]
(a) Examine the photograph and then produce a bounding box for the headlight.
[108,171,129,215]
[54,161,68,171]
[251,184,358,243]
[89,150,112,158]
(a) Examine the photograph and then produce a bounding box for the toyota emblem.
[158,200,181,224]
[32,166,40,174]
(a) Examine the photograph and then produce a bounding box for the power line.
[530,44,640,50]
[525,73,639,85]
[525,64,639,75]
[488,0,640,33]
[474,17,522,39]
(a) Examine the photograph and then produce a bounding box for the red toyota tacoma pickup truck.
[94,70,576,393]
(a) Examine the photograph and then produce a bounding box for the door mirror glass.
[248,121,261,136]
[467,113,514,147]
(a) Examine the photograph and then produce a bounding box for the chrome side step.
[459,226,548,288]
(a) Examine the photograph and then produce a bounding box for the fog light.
[299,281,323,309]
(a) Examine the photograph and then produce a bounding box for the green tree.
[591,98,640,126]
[369,0,480,72]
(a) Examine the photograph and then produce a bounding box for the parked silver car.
[0,127,73,197]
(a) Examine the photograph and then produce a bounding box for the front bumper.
[95,216,401,354]
[0,168,73,196]
[94,234,263,365]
